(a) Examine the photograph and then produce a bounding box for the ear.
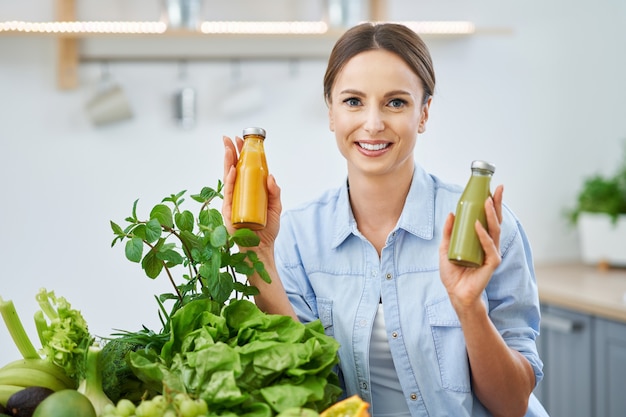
[417,96,432,134]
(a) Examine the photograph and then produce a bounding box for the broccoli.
[100,337,160,403]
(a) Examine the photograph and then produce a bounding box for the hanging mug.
[85,67,133,127]
[173,86,196,129]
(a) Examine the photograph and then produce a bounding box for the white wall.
[1,0,625,362]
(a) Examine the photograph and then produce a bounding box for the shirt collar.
[331,178,355,249]
[330,164,436,249]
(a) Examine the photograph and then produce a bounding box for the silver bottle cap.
[471,160,496,174]
[242,127,266,138]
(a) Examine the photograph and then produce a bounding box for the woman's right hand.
[222,136,296,319]
[222,135,282,254]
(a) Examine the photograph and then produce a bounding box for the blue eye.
[344,97,361,107]
[388,98,407,108]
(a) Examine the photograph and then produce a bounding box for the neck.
[347,163,414,252]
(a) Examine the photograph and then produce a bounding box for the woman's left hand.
[439,185,504,311]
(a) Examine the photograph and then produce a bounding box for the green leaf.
[234,282,260,297]
[208,208,225,226]
[142,246,164,279]
[125,237,143,263]
[150,204,174,228]
[110,220,124,236]
[199,370,245,408]
[191,186,218,203]
[211,225,228,247]
[132,224,147,240]
[145,218,162,243]
[157,248,184,267]
[160,298,224,361]
[179,230,202,256]
[256,268,272,284]
[232,229,260,247]
[110,221,125,247]
[159,293,179,302]
[198,210,210,228]
[131,199,139,221]
[128,349,167,391]
[234,262,254,276]
[260,380,323,413]
[175,210,194,232]
[205,271,234,304]
[254,261,271,284]
[162,190,186,204]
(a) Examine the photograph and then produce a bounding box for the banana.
[0,366,69,392]
[0,384,23,407]
[0,358,75,389]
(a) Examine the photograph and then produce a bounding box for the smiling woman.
[222,22,550,417]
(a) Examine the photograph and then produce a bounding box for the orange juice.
[231,127,268,230]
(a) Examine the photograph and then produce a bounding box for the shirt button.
[391,331,398,338]
[410,393,418,401]
[386,273,392,280]
[361,382,368,390]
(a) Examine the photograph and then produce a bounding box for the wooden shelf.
[1,1,511,89]
[77,31,342,62]
[2,28,490,89]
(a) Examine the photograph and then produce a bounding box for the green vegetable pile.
[129,299,341,416]
[105,182,342,416]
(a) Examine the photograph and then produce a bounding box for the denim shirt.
[274,164,548,417]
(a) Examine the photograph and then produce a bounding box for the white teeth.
[359,142,389,151]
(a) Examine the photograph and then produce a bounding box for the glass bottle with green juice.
[448,160,496,268]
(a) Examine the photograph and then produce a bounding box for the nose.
[363,106,385,134]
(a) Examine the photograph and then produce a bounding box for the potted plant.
[567,141,626,268]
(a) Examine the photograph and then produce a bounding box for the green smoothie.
[448,161,495,267]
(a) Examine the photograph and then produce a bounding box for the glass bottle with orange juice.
[231,127,268,230]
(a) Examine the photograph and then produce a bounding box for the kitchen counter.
[535,263,626,323]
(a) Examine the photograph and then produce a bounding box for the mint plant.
[110,182,270,331]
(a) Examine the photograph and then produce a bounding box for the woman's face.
[328,49,431,179]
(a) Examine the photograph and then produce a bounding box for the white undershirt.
[369,303,412,417]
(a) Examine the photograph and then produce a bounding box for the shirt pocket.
[425,297,471,393]
[317,297,334,337]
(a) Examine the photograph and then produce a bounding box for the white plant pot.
[577,212,626,267]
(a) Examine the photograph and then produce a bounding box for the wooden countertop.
[535,263,626,323]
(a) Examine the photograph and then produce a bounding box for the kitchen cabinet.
[594,317,626,416]
[535,304,593,417]
[534,264,626,416]
[534,303,626,417]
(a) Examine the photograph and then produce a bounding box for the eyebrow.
[338,89,413,98]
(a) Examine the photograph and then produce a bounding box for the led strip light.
[0,20,475,35]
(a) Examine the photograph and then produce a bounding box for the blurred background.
[1,0,625,364]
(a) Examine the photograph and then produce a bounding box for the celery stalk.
[0,295,40,359]
[77,344,114,415]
